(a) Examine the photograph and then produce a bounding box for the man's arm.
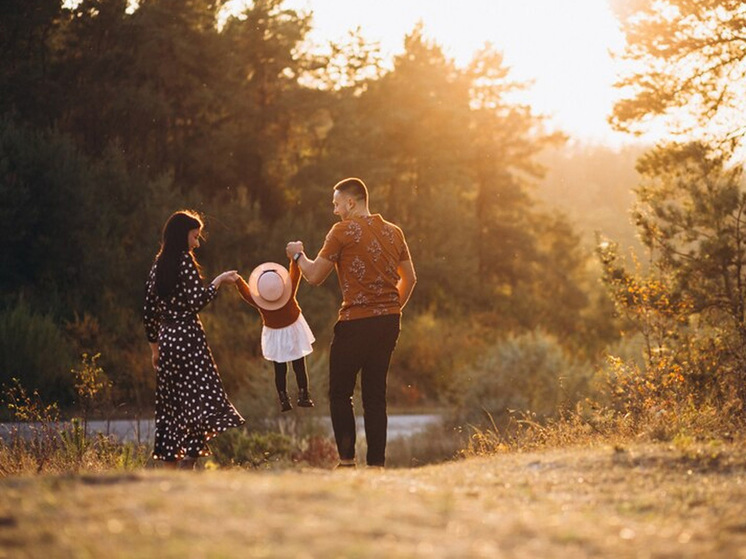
[286,241,335,286]
[298,253,335,285]
[397,259,417,309]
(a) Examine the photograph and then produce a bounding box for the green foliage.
[71,353,113,438]
[595,1,746,437]
[0,300,75,406]
[611,0,746,147]
[633,143,746,325]
[452,331,595,428]
[393,311,494,405]
[208,427,337,469]
[0,117,90,302]
[598,141,746,423]
[0,0,616,420]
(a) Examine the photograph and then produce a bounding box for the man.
[286,177,416,468]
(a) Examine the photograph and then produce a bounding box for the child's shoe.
[297,388,314,408]
[279,391,293,412]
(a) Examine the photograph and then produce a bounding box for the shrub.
[0,300,75,407]
[393,311,493,406]
[452,330,595,428]
[385,423,467,468]
[209,428,301,469]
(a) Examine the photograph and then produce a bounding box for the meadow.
[1,441,745,558]
[4,2,746,556]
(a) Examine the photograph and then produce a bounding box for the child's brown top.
[236,259,302,329]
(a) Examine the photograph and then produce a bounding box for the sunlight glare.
[62,0,139,14]
[284,0,628,146]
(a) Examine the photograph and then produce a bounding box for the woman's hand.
[211,270,239,288]
[150,342,159,370]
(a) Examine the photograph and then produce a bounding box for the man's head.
[332,177,369,220]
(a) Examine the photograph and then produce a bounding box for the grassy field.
[1,442,745,558]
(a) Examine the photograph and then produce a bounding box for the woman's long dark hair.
[154,210,203,297]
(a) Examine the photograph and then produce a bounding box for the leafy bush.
[385,423,467,468]
[0,300,75,406]
[208,426,337,469]
[393,311,494,406]
[452,330,595,428]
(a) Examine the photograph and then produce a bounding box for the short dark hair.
[333,177,368,204]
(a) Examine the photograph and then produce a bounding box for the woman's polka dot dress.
[144,252,244,461]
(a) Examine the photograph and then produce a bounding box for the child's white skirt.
[261,313,315,363]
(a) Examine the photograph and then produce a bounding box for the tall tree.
[603,0,746,416]
[633,142,746,335]
[611,0,746,152]
[220,0,316,218]
[0,0,65,126]
[466,44,564,290]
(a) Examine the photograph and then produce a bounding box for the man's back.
[319,214,410,321]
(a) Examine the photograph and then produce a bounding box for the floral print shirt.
[319,214,411,321]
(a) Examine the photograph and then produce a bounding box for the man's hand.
[286,241,304,259]
[397,260,417,309]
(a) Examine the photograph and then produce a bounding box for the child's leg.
[293,357,314,407]
[274,361,293,412]
[273,361,288,393]
[291,357,309,389]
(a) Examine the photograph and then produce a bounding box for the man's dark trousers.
[328,314,401,466]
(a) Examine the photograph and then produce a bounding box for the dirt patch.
[1,443,744,558]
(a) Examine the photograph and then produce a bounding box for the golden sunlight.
[278,0,629,146]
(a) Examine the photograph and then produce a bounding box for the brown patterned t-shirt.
[319,214,411,321]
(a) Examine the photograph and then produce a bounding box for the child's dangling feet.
[297,387,314,408]
[279,390,293,412]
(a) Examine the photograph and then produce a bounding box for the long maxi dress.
[144,251,244,461]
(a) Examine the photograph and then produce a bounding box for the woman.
[144,210,244,469]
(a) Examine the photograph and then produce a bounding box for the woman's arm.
[183,254,236,314]
[149,342,159,370]
[211,270,239,289]
[143,267,160,344]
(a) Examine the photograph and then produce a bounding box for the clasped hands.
[286,241,304,259]
[211,270,239,288]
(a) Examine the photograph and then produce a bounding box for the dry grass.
[1,442,745,558]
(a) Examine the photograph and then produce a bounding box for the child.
[236,258,315,412]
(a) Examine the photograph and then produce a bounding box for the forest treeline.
[0,0,617,416]
[2,0,744,436]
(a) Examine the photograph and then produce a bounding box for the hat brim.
[248,262,292,311]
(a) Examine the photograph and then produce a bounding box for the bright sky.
[97,0,632,146]
[277,0,630,147]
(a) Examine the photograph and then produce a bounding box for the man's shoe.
[297,388,315,408]
[279,391,293,412]
[334,461,356,470]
